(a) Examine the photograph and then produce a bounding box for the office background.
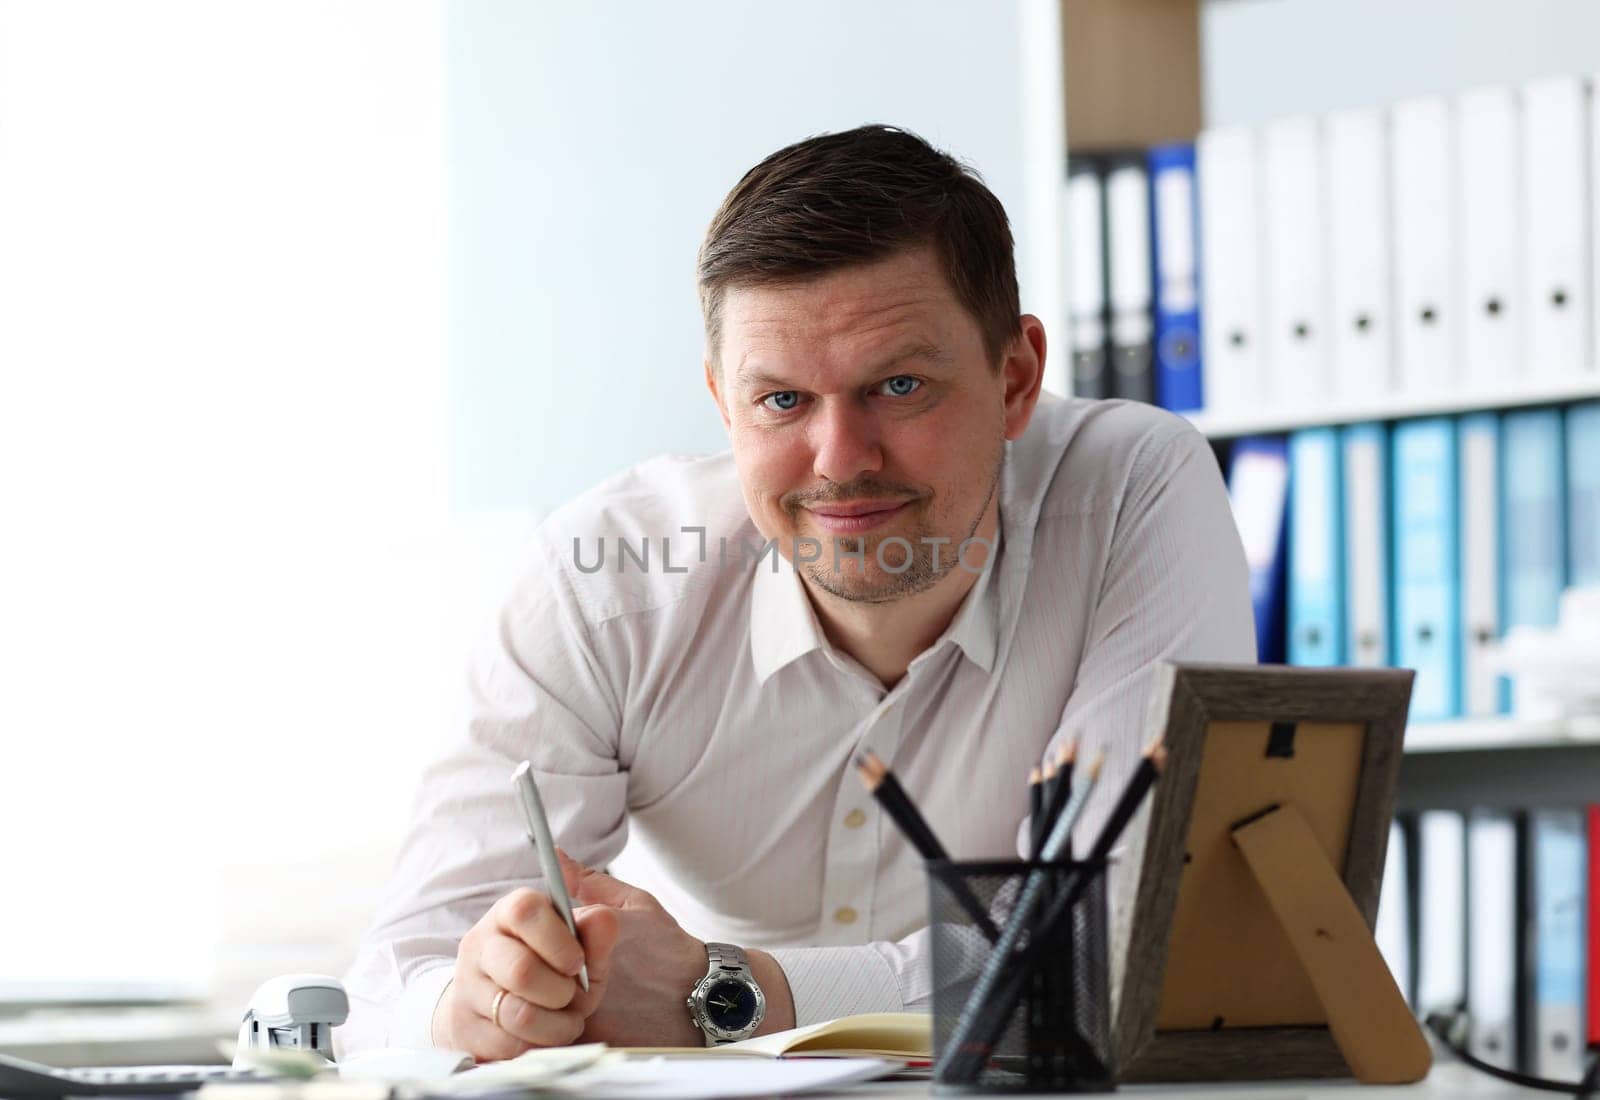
[0,0,1595,1067]
[0,0,1065,1017]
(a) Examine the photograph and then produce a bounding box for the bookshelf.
[1397,741,1600,812]
[1056,2,1600,760]
[1185,371,1600,440]
[1405,714,1600,754]
[1057,9,1597,1071]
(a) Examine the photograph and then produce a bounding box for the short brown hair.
[697,124,1020,369]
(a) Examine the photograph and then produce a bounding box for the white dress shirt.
[340,396,1255,1054]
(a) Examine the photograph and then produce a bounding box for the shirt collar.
[748,550,827,684]
[941,545,1000,674]
[748,529,1004,686]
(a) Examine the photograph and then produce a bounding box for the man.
[341,125,1254,1058]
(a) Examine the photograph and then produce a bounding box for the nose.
[809,398,883,485]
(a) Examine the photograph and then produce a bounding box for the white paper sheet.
[545,1056,893,1100]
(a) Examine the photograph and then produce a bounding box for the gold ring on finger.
[491,987,509,1031]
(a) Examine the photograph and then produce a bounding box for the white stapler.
[234,973,350,1069]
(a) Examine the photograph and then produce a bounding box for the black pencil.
[855,750,946,858]
[940,741,1165,1082]
[1027,765,1045,859]
[935,753,1106,1082]
[1056,742,1077,859]
[1017,738,1171,972]
[1029,737,1169,954]
[855,750,1001,942]
[1038,740,1078,859]
[1025,737,1170,975]
[1081,738,1167,867]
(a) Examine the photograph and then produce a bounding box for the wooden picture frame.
[1112,662,1417,1083]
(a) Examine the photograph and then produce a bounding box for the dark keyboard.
[0,1054,260,1098]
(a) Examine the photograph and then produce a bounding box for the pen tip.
[511,760,532,781]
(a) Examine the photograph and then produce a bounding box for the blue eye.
[762,391,801,412]
[881,376,921,397]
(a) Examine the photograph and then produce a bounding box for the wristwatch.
[685,942,766,1045]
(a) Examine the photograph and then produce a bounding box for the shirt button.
[834,906,858,925]
[843,809,867,829]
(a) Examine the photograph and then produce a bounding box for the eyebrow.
[734,341,954,391]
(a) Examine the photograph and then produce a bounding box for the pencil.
[1025,738,1169,941]
[935,753,1106,1082]
[1027,766,1044,860]
[854,750,946,858]
[952,738,1170,1081]
[1055,741,1077,859]
[1056,740,1076,785]
[854,751,1000,942]
[1080,738,1167,868]
[1037,740,1078,858]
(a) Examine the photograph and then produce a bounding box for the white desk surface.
[0,1026,1556,1098]
[831,1062,1547,1098]
[0,1007,234,1068]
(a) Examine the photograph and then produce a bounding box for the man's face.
[708,246,1015,604]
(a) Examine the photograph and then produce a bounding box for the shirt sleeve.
[1043,418,1256,1003]
[339,533,629,1056]
[1052,418,1256,833]
[777,420,1256,1027]
[767,928,948,1023]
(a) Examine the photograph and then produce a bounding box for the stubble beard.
[801,447,1004,604]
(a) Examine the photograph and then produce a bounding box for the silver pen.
[511,761,591,991]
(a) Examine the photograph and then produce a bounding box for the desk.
[832,1063,1547,1098]
[0,1007,232,1068]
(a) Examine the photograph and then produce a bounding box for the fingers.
[556,850,649,910]
[555,847,585,898]
[445,888,597,1062]
[493,889,588,979]
[575,904,619,983]
[479,929,578,1010]
[457,966,584,1057]
[566,904,619,1016]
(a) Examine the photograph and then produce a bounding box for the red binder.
[1589,805,1599,1048]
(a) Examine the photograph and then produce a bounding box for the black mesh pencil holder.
[926,859,1114,1093]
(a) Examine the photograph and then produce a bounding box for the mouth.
[804,499,912,535]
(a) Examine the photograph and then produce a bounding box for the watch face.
[703,977,759,1033]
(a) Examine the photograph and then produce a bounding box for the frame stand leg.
[1231,803,1432,1084]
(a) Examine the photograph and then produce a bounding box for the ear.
[1001,315,1047,442]
[705,358,732,433]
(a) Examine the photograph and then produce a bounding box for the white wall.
[445,0,1065,517]
[1203,0,1600,127]
[0,0,449,997]
[0,0,1068,1006]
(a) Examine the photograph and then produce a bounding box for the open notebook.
[630,1012,931,1060]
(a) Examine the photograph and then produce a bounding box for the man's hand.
[432,886,620,1062]
[433,852,798,1058]
[557,852,797,1046]
[554,851,711,1047]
